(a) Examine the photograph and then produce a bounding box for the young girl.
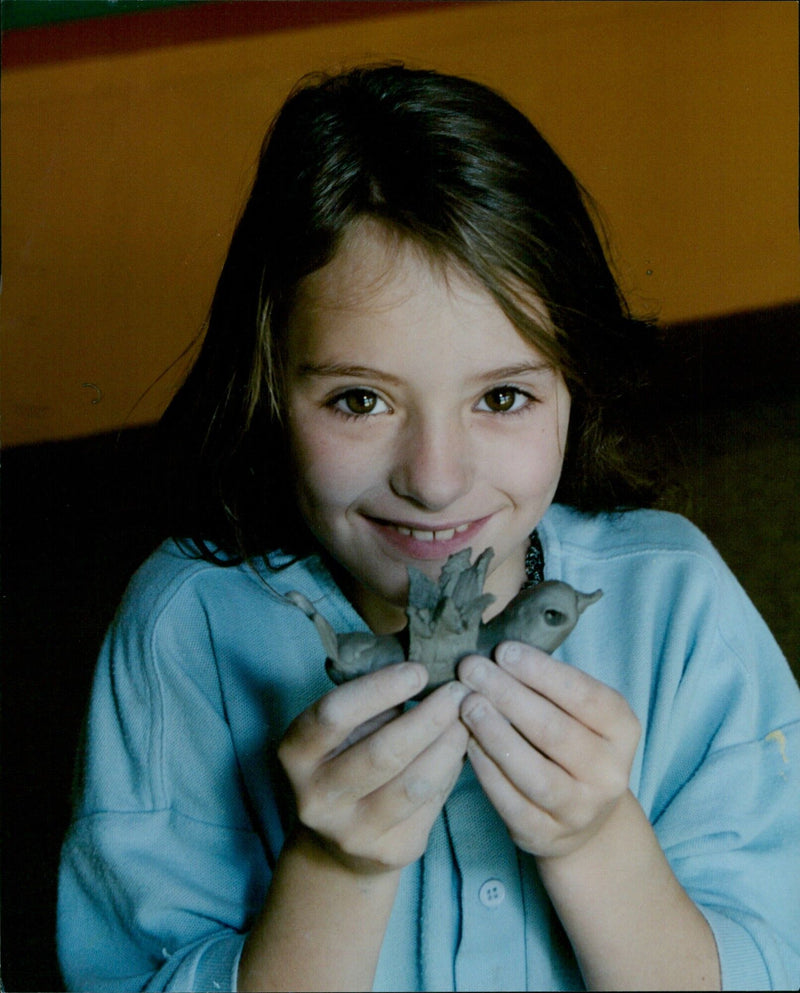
[58,65,800,992]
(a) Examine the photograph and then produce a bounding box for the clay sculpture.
[287,547,602,694]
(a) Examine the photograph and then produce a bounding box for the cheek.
[518,437,565,496]
[557,388,571,454]
[502,404,570,501]
[527,388,571,485]
[289,422,380,512]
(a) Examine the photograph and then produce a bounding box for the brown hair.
[160,64,664,563]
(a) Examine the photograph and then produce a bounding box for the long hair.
[159,64,663,563]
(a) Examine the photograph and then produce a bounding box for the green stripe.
[1,0,199,32]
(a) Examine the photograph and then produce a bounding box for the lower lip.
[367,515,492,560]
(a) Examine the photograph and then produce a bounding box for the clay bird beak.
[576,589,604,614]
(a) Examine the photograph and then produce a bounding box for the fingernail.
[447,680,470,702]
[495,641,523,668]
[461,694,487,723]
[399,662,427,692]
[459,656,488,687]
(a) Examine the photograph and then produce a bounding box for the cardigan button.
[478,878,506,907]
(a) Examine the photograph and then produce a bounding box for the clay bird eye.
[544,608,566,626]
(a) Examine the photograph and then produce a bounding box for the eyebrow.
[472,362,553,382]
[296,362,404,385]
[295,361,552,384]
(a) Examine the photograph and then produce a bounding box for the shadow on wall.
[1,302,799,991]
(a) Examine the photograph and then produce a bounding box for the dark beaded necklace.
[522,529,545,589]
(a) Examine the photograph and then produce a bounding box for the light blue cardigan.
[58,505,800,991]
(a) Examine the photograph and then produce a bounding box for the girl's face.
[285,224,570,634]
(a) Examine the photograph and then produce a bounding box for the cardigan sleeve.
[654,718,800,990]
[58,811,258,991]
[57,561,272,993]
[640,555,800,991]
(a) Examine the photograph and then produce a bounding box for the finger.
[465,734,556,853]
[458,654,599,777]
[492,642,637,744]
[327,705,403,760]
[357,716,469,837]
[460,690,570,809]
[281,663,428,775]
[322,680,470,799]
[334,721,469,870]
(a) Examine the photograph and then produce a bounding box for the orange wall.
[2,0,798,446]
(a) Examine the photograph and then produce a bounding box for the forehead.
[291,222,451,316]
[288,221,552,354]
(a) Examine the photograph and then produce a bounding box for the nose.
[389,412,474,511]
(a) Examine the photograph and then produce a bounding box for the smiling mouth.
[392,522,471,543]
[367,515,491,554]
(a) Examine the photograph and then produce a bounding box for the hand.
[278,663,469,875]
[458,641,640,860]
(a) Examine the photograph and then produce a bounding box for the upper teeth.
[395,523,470,542]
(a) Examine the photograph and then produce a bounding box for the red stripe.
[3,1,471,69]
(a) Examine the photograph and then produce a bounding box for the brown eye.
[345,390,376,414]
[332,389,388,416]
[485,388,515,412]
[481,387,526,413]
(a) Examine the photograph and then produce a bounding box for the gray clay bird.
[287,548,602,694]
[284,590,406,681]
[477,580,603,657]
